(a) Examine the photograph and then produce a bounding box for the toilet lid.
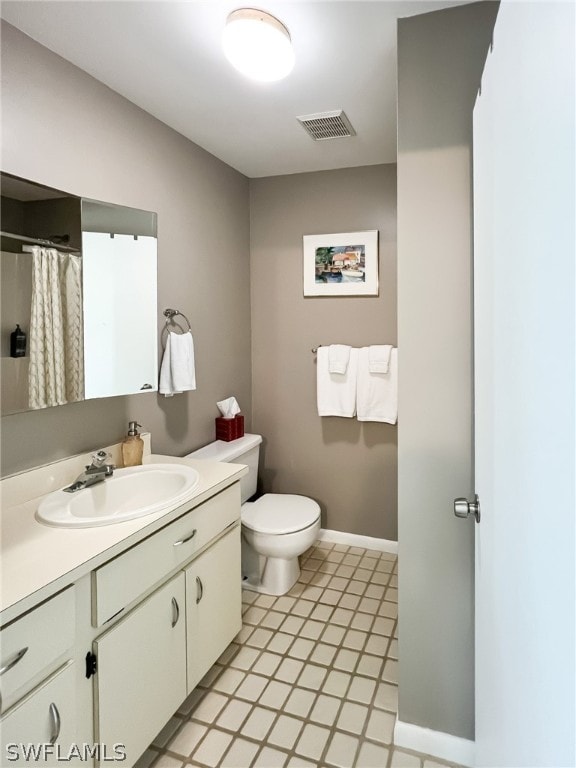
[242,494,320,535]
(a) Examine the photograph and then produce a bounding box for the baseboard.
[318,528,398,555]
[394,718,475,767]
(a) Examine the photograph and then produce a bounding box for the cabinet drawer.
[0,662,76,767]
[93,483,240,626]
[0,588,75,713]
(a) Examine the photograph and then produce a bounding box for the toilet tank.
[186,433,262,504]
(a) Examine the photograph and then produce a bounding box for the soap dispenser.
[122,422,144,467]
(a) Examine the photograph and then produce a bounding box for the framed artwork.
[303,230,379,296]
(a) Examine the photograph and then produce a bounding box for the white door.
[472,3,575,766]
[185,526,242,693]
[94,573,186,767]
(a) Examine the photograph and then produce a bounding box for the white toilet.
[186,434,321,595]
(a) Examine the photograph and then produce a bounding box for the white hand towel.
[368,344,393,374]
[328,344,352,374]
[159,331,196,396]
[317,346,359,417]
[357,347,398,423]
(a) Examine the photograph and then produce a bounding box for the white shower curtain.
[28,247,84,409]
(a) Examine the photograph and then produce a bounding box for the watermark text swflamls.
[5,743,127,762]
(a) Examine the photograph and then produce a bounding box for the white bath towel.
[159,331,196,396]
[368,344,393,374]
[317,346,359,417]
[328,344,352,374]
[357,347,398,423]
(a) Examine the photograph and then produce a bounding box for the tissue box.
[215,414,244,442]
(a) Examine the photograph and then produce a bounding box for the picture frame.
[303,230,379,296]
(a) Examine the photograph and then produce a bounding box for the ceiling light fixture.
[222,8,295,82]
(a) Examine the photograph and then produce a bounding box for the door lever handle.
[454,494,481,523]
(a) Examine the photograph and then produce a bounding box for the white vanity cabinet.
[94,574,186,764]
[0,587,77,764]
[185,526,242,692]
[1,455,245,768]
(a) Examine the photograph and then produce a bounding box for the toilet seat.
[241,494,320,535]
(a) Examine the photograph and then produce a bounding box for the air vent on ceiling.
[297,110,356,141]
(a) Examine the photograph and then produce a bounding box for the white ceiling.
[1,1,466,178]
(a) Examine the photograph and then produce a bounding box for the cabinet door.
[94,573,186,767]
[0,662,76,767]
[185,526,242,693]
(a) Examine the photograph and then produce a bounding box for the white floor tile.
[166,722,207,757]
[309,642,338,666]
[295,723,331,761]
[356,653,383,679]
[253,746,289,767]
[336,701,369,735]
[246,627,274,648]
[324,731,360,768]
[365,709,395,744]
[267,631,295,654]
[216,699,252,731]
[241,706,276,741]
[190,692,229,724]
[347,676,376,705]
[322,670,351,698]
[234,673,269,702]
[288,637,316,660]
[252,651,283,677]
[390,749,422,767]
[355,741,390,768]
[259,680,292,709]
[220,738,259,768]
[309,694,341,727]
[268,714,304,750]
[275,658,305,684]
[373,682,398,712]
[333,648,360,673]
[298,662,328,690]
[192,729,233,768]
[284,687,316,718]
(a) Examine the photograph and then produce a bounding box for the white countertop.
[0,452,247,626]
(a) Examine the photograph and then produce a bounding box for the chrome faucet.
[63,450,115,493]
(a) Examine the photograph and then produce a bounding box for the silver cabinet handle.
[0,647,28,676]
[171,597,180,628]
[454,494,481,523]
[49,702,61,745]
[196,576,204,605]
[173,529,197,547]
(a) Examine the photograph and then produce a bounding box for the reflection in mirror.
[81,200,157,399]
[1,173,158,416]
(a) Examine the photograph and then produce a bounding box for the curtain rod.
[0,230,80,253]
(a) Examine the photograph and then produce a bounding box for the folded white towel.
[317,346,359,417]
[368,344,393,374]
[357,347,398,423]
[159,331,196,397]
[328,344,352,374]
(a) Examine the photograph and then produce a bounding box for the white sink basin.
[36,463,201,528]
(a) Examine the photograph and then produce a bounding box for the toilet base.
[242,555,301,596]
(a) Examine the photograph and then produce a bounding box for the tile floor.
[139,541,465,768]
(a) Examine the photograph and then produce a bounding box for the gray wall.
[250,165,397,540]
[397,2,498,740]
[0,22,251,476]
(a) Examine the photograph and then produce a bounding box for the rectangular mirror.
[1,173,158,415]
